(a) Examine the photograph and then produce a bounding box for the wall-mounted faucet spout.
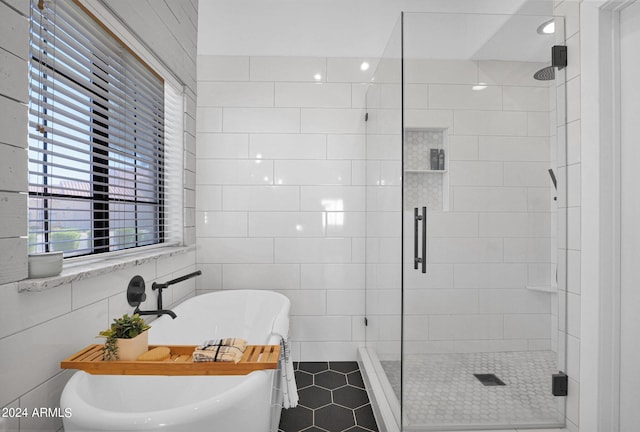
[152,270,202,314]
[152,270,202,291]
[135,308,177,319]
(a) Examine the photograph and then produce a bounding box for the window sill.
[17,245,195,293]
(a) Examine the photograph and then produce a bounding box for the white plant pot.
[115,330,149,361]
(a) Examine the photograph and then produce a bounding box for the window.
[28,0,166,257]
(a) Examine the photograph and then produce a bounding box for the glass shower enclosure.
[362,11,568,431]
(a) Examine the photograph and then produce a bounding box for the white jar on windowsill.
[28,251,63,278]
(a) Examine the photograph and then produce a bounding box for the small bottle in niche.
[438,149,445,170]
[430,149,439,170]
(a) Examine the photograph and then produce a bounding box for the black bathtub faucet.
[151,270,203,317]
[135,308,177,320]
[126,271,202,319]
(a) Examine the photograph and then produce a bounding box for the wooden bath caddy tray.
[61,344,280,376]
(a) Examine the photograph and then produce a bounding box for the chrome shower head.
[534,66,555,81]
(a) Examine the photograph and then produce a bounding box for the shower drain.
[473,373,506,386]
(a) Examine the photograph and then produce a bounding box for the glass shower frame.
[362,11,568,432]
[362,13,404,430]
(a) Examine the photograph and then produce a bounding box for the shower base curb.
[358,347,400,432]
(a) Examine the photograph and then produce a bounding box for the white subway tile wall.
[196,55,561,364]
[196,56,371,361]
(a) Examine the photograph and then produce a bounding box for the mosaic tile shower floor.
[381,351,565,428]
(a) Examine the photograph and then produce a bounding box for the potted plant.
[99,313,150,361]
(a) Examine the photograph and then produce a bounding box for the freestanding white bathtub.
[61,290,290,432]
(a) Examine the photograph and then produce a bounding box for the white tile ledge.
[526,284,558,293]
[17,245,195,293]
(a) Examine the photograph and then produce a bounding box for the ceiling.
[403,13,556,62]
[197,0,556,62]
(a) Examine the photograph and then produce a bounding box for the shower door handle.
[414,207,420,270]
[414,206,427,274]
[420,206,426,274]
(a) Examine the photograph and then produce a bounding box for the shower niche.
[403,127,449,211]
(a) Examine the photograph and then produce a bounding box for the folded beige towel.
[218,337,248,352]
[192,338,248,363]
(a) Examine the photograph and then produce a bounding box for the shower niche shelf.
[405,169,448,173]
[404,127,449,211]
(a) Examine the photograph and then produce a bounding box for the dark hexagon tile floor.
[279,361,379,432]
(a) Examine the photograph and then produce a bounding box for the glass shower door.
[401,12,567,430]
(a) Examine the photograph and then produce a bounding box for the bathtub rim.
[150,289,291,340]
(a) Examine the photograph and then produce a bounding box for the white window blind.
[28,0,167,257]
[163,83,184,246]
